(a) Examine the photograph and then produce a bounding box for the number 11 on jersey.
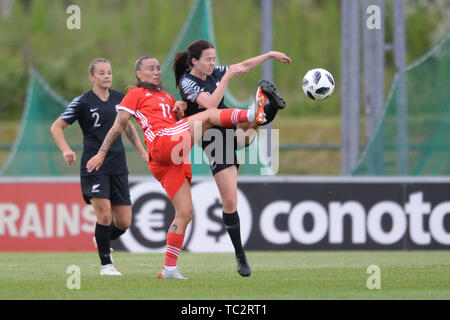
[159,103,172,118]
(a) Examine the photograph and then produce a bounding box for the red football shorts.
[147,119,193,199]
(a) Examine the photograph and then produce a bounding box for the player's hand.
[63,149,76,166]
[86,152,106,173]
[270,51,292,64]
[173,101,186,119]
[224,64,244,80]
[141,151,149,163]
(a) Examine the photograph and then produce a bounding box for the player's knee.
[114,219,131,230]
[178,206,193,223]
[184,207,194,223]
[205,108,214,117]
[205,108,217,123]
[221,196,237,213]
[123,220,131,230]
[96,213,112,226]
[113,211,132,230]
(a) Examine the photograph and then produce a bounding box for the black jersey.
[60,89,129,176]
[179,66,240,175]
[179,65,229,116]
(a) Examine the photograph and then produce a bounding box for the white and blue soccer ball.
[302,68,335,100]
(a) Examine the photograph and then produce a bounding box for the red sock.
[164,232,185,266]
[219,109,249,127]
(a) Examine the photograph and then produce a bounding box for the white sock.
[247,101,256,122]
[164,265,177,271]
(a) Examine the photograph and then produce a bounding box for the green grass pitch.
[0,251,449,300]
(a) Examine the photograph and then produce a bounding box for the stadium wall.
[0,176,449,252]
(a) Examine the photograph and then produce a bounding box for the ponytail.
[126,81,162,92]
[136,81,161,92]
[173,51,189,88]
[173,39,215,88]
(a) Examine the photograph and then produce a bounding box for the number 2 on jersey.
[159,103,172,118]
[92,112,101,127]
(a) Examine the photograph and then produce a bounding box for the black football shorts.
[80,174,131,205]
[201,126,240,176]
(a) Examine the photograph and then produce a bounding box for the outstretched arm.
[124,120,148,163]
[50,117,77,165]
[195,52,291,110]
[234,51,292,73]
[86,110,131,172]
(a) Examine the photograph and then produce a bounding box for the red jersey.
[117,87,179,144]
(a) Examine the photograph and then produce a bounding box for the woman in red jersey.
[86,56,263,279]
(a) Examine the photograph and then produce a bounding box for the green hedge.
[0,0,447,120]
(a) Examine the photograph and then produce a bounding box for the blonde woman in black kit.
[50,58,148,276]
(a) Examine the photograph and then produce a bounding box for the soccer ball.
[302,68,335,100]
